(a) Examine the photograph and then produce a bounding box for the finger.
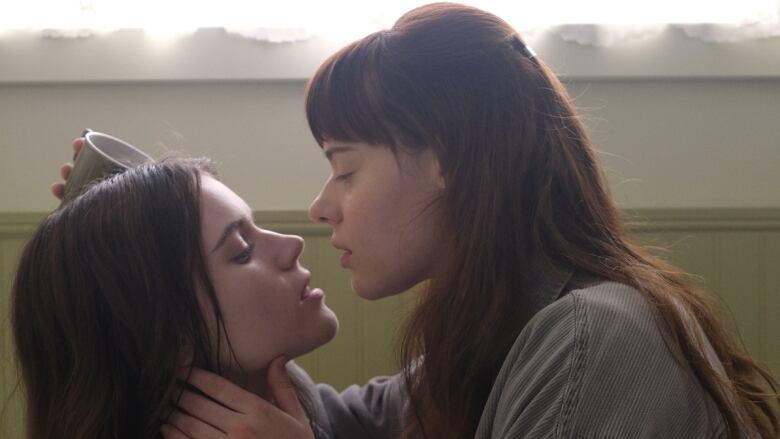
[176,389,239,433]
[51,182,65,200]
[187,368,275,414]
[160,423,192,439]
[267,357,307,424]
[73,137,84,155]
[167,408,223,439]
[60,163,73,180]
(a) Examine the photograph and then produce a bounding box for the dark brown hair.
[305,3,779,438]
[11,158,229,438]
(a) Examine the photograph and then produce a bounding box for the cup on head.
[61,129,153,204]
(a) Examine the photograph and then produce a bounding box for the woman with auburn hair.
[56,3,779,439]
[17,158,339,438]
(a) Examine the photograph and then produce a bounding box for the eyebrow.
[211,219,244,253]
[324,145,356,161]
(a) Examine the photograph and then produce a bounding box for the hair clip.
[509,35,538,61]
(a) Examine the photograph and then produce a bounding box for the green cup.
[61,130,153,204]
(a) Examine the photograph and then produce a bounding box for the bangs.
[305,33,402,148]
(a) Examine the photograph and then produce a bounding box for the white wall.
[1,29,779,212]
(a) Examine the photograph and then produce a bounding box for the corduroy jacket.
[293,269,734,438]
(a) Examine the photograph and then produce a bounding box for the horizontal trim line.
[3,208,780,237]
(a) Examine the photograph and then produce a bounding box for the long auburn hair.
[305,3,779,438]
[11,158,230,438]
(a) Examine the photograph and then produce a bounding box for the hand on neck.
[225,368,271,401]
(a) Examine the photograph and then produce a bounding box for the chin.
[351,277,409,301]
[289,312,339,360]
[352,278,386,300]
[319,310,339,344]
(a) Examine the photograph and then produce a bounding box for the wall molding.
[4,208,780,237]
[624,208,780,231]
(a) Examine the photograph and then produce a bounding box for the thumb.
[267,356,307,424]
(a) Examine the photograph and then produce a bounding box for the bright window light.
[0,0,777,35]
[488,0,779,26]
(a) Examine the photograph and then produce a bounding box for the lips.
[339,251,352,268]
[331,239,352,268]
[300,275,325,302]
[301,285,324,302]
[330,238,350,253]
[300,275,312,300]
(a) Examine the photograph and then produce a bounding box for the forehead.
[200,177,250,227]
[201,176,243,207]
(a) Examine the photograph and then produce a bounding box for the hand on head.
[50,137,84,200]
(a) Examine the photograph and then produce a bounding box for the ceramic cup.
[61,129,153,203]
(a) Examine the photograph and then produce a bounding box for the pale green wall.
[1,78,779,212]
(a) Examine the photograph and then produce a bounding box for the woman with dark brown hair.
[16,158,339,438]
[56,3,779,439]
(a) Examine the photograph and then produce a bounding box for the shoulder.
[496,281,645,370]
[479,280,726,438]
[522,280,688,370]
[569,281,663,350]
[527,279,653,334]
[563,281,726,437]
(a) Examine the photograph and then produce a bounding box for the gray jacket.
[293,270,730,438]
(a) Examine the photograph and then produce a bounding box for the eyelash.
[335,172,354,181]
[233,242,255,264]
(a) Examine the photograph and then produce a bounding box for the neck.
[225,368,270,399]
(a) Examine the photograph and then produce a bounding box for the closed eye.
[335,172,354,181]
[232,242,255,264]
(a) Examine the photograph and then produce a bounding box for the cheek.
[209,270,277,340]
[355,207,440,297]
[348,182,405,239]
[217,274,279,333]
[214,291,285,369]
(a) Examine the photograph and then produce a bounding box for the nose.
[270,232,304,271]
[308,185,341,225]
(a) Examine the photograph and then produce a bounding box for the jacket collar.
[519,260,575,325]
